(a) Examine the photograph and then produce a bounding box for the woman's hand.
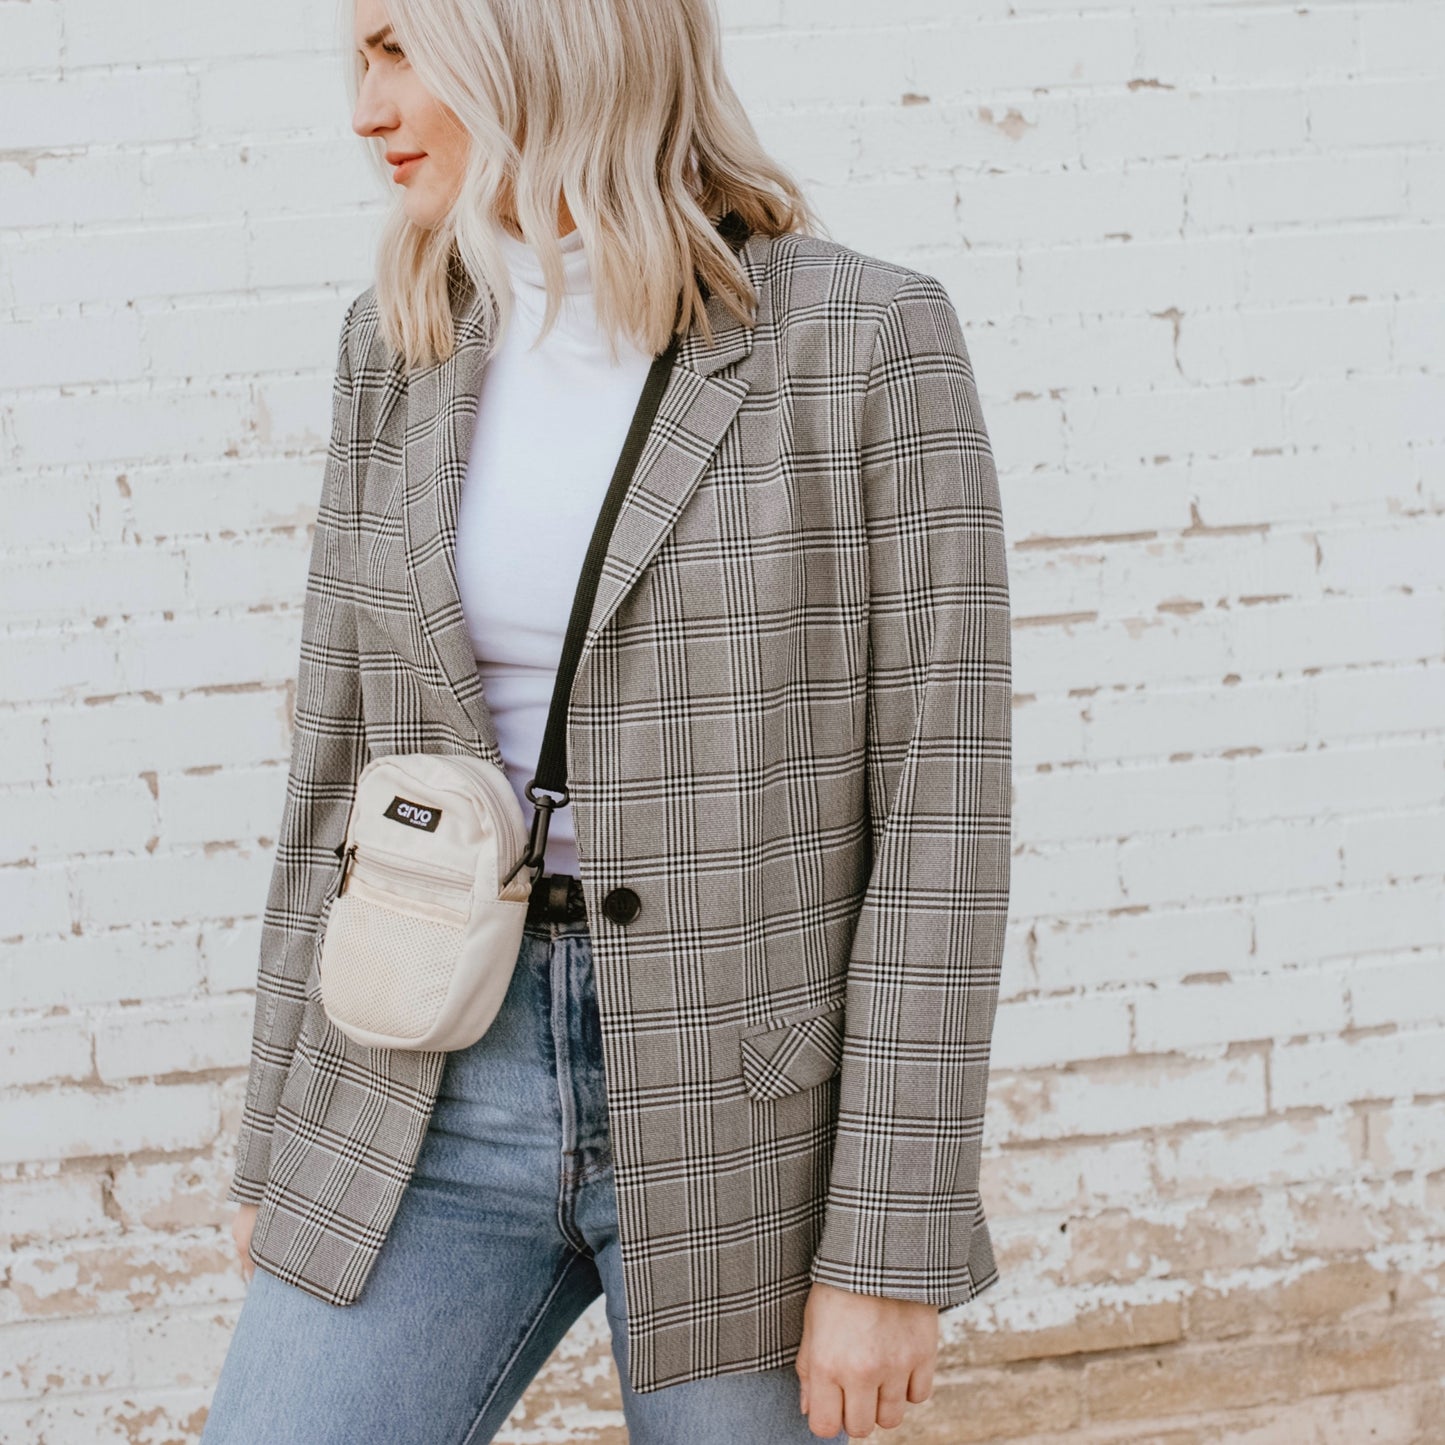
[230,1203,260,1285]
[795,1279,939,1438]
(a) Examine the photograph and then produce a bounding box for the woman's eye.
[383,42,405,57]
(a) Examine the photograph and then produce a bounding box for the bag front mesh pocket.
[318,893,465,1043]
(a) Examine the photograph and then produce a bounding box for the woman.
[204,0,1012,1440]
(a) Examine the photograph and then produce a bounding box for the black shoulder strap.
[533,333,680,797]
[503,210,751,886]
[503,332,681,885]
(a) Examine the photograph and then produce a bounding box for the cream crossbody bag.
[310,329,682,1053]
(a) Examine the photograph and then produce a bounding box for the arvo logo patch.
[383,795,442,832]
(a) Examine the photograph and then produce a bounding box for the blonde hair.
[342,0,826,371]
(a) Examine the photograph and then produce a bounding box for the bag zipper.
[351,847,472,890]
[339,846,473,921]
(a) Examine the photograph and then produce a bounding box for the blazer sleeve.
[808,271,1012,1303]
[227,295,369,1205]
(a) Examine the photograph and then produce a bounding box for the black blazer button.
[601,886,641,925]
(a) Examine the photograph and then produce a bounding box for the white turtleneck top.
[454,224,655,880]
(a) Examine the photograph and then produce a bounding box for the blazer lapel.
[395,229,761,750]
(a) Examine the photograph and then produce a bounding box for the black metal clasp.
[502,780,569,888]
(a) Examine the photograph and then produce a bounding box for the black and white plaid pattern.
[229,227,1012,1395]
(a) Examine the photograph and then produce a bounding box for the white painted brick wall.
[2,1,1442,1441]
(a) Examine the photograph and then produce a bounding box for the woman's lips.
[391,155,425,181]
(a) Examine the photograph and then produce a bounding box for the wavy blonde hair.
[340,0,826,371]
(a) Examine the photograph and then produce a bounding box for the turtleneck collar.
[495,223,591,298]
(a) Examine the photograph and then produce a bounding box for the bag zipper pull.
[334,841,358,895]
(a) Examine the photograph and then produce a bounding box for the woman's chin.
[399,188,447,230]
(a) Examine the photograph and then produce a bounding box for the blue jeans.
[203,913,847,1444]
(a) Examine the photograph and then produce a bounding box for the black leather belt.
[525,872,588,924]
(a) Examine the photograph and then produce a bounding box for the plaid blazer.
[228,218,1013,1395]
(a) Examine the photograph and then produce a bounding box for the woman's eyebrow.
[358,23,394,52]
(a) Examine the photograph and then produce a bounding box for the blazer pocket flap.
[739,1001,847,1102]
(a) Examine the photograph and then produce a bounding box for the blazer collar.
[392,218,765,756]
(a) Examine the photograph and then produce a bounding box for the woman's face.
[352,0,469,230]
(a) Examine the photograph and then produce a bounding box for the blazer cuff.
[807,1195,982,1307]
[227,1119,273,1205]
[226,1175,267,1207]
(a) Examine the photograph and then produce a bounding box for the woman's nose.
[352,75,398,138]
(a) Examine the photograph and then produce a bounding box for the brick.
[122,458,332,537]
[159,766,288,849]
[0,610,306,704]
[1176,301,1395,388]
[93,996,254,1082]
[197,55,351,136]
[6,1234,235,1319]
[1082,678,1313,765]
[1186,153,1409,232]
[8,383,249,467]
[0,307,143,388]
[0,928,203,1012]
[1342,811,1445,888]
[1288,1181,1439,1267]
[1013,755,1232,843]
[1057,1380,1440,1445]
[951,1293,1185,1369]
[960,164,1186,248]
[991,1051,1267,1145]
[0,1,62,74]
[0,1013,92,1089]
[1187,1259,1398,1340]
[0,1171,110,1251]
[0,861,71,936]
[1154,1114,1359,1199]
[0,710,47,786]
[1365,1100,1445,1174]
[0,72,194,150]
[70,845,270,932]
[0,470,130,549]
[1317,661,1445,739]
[47,693,291,785]
[108,1155,236,1234]
[1133,968,1349,1053]
[200,916,266,997]
[1135,8,1356,87]
[59,0,333,68]
[1273,1028,1445,1110]
[0,547,189,625]
[0,1314,133,1402]
[1308,79,1445,149]
[143,294,353,382]
[246,208,382,289]
[1068,1196,1274,1283]
[1119,819,1339,909]
[1184,444,1428,528]
[0,1081,217,1168]
[1034,902,1254,991]
[1254,880,1444,971]
[4,223,248,309]
[1076,85,1308,165]
[989,1136,1154,1215]
[898,1358,1083,1442]
[1,775,159,868]
[1349,955,1445,1031]
[991,989,1132,1070]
